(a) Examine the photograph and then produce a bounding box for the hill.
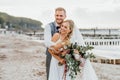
[0,12,43,32]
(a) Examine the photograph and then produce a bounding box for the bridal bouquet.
[59,42,95,79]
[48,42,95,80]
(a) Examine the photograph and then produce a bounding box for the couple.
[44,7,98,80]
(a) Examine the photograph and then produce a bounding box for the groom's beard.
[56,19,64,25]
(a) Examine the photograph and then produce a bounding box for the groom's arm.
[48,49,65,64]
[44,24,55,48]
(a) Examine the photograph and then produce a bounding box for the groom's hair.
[55,7,66,14]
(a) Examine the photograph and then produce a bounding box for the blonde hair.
[63,20,74,39]
[63,20,74,45]
[55,7,66,14]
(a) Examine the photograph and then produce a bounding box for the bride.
[48,20,98,80]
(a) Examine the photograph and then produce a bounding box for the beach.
[0,34,120,80]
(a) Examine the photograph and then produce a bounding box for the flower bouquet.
[48,42,95,80]
[62,42,95,79]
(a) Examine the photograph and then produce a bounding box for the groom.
[44,7,66,80]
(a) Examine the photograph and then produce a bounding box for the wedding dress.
[70,26,98,80]
[48,36,72,80]
[48,26,98,80]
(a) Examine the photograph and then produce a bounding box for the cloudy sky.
[0,0,120,29]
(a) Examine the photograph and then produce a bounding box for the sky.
[0,0,120,29]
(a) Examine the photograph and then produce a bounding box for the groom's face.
[55,11,66,25]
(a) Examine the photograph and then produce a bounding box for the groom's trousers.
[46,48,52,80]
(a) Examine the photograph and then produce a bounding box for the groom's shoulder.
[46,22,55,28]
[48,22,54,26]
[45,22,54,27]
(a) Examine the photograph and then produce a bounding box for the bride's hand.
[74,49,79,54]
[59,59,65,64]
[61,49,70,56]
[80,58,85,67]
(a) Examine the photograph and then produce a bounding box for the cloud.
[39,10,55,28]
[0,0,120,28]
[73,7,120,28]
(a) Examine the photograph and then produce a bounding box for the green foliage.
[0,12,43,31]
[0,17,4,24]
[64,43,95,79]
[65,54,81,79]
[67,43,95,59]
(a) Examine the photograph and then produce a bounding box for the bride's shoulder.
[52,33,60,42]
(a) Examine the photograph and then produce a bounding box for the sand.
[0,34,120,80]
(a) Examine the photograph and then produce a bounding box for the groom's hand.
[49,46,61,54]
[53,42,64,50]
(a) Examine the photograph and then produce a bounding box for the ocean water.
[80,29,120,35]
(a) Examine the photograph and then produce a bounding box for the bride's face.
[60,22,71,35]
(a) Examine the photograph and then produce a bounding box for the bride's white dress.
[49,55,72,80]
[48,38,82,80]
[49,26,98,80]
[49,56,98,80]
[48,37,71,80]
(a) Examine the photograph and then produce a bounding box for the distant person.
[44,7,66,80]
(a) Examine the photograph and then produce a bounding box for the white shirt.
[44,22,59,48]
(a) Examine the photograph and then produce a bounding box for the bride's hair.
[63,20,74,44]
[63,20,74,39]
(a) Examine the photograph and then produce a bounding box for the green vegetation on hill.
[0,12,43,32]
